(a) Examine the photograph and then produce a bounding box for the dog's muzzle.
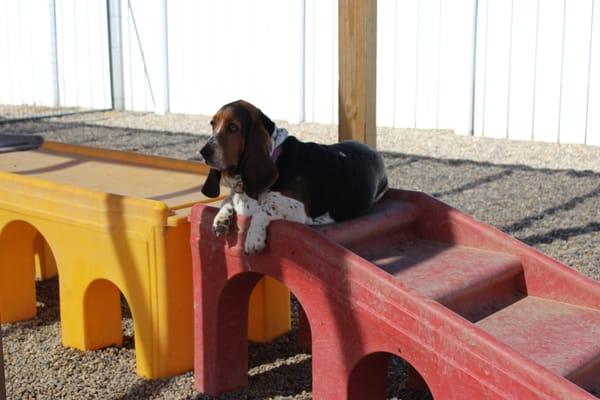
[199,136,223,168]
[199,143,214,163]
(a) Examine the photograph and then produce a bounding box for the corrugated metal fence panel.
[3,0,599,145]
[367,0,477,133]
[121,0,163,112]
[414,0,441,129]
[56,0,111,109]
[475,0,513,139]
[0,0,110,110]
[168,0,304,123]
[376,0,396,128]
[167,0,208,116]
[438,0,478,135]
[475,0,598,144]
[0,0,56,106]
[588,0,600,146]
[391,0,418,129]
[506,0,537,141]
[533,0,564,143]
[473,0,487,137]
[559,0,593,144]
[303,0,338,124]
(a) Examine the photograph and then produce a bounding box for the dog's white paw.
[244,231,267,254]
[212,217,231,236]
[244,220,268,255]
[212,209,234,237]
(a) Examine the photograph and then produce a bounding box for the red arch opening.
[216,272,313,396]
[348,351,433,400]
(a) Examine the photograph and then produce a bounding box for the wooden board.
[338,0,377,148]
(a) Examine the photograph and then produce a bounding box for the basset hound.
[199,100,388,254]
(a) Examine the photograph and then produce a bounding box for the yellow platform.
[0,141,290,378]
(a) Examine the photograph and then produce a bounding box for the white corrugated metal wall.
[474,0,600,145]
[374,0,477,135]
[1,0,599,145]
[166,0,304,122]
[0,0,111,110]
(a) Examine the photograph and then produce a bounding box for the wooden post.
[0,324,6,400]
[338,0,377,148]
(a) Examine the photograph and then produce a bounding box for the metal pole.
[49,0,60,107]
[107,0,125,110]
[158,0,170,114]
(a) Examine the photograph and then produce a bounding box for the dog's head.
[199,100,277,199]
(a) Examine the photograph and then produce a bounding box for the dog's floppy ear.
[201,168,222,198]
[259,109,275,137]
[239,112,278,200]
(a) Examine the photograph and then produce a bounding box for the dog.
[199,100,388,254]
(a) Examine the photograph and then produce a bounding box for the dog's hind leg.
[307,213,335,225]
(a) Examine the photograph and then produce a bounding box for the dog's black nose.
[199,145,213,162]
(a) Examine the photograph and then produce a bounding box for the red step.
[357,239,525,322]
[313,199,419,248]
[477,296,600,394]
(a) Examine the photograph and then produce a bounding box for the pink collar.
[271,145,283,163]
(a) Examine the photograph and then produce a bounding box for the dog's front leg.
[212,195,235,236]
[244,192,308,255]
[213,192,260,237]
[232,192,259,217]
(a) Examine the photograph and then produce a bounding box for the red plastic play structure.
[190,189,600,399]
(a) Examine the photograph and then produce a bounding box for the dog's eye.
[228,123,238,132]
[209,120,214,126]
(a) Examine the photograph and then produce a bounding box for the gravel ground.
[1,110,599,399]
[0,104,88,122]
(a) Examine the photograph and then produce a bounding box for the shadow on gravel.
[501,185,600,234]
[386,357,434,400]
[432,170,514,197]
[380,151,600,177]
[120,377,177,400]
[0,120,206,139]
[382,151,600,248]
[0,120,212,160]
[519,222,600,246]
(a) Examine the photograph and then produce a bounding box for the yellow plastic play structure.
[0,141,290,378]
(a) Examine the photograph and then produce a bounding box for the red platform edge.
[189,189,600,400]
